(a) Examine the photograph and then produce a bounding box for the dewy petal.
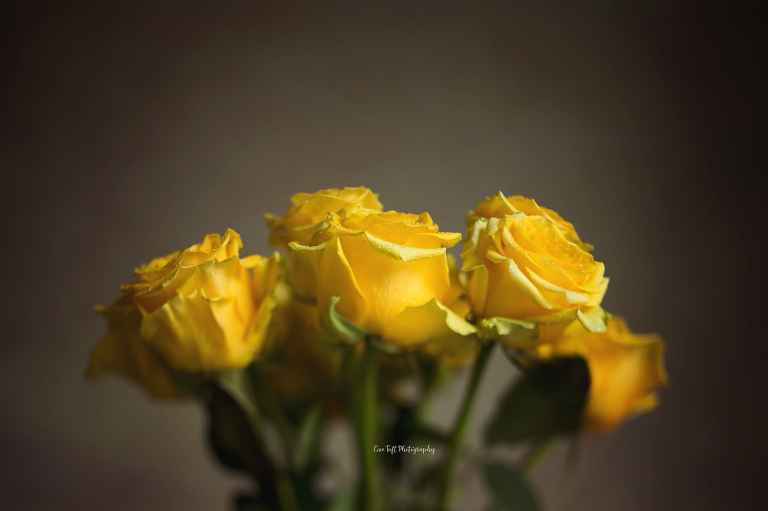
[443,253,468,307]
[503,255,558,311]
[466,264,489,316]
[468,192,593,251]
[461,218,490,271]
[479,258,554,319]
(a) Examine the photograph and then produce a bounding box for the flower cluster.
[88,187,667,510]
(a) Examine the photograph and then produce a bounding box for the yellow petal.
[364,232,447,262]
[337,233,453,333]
[548,318,667,433]
[87,306,180,399]
[140,289,262,372]
[289,237,368,329]
[267,187,383,248]
[468,192,592,251]
[287,206,462,343]
[383,298,478,365]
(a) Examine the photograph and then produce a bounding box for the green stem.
[248,366,302,511]
[520,438,555,475]
[250,366,296,467]
[411,355,441,425]
[356,337,382,511]
[275,474,302,511]
[436,341,494,511]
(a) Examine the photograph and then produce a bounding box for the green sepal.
[321,295,369,344]
[577,305,612,333]
[216,368,258,420]
[478,317,539,347]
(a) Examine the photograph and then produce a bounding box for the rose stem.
[436,341,495,511]
[250,367,296,466]
[520,437,555,475]
[249,366,303,511]
[356,336,382,511]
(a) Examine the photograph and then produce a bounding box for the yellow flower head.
[464,198,609,340]
[88,229,282,397]
[539,317,667,433]
[266,187,383,249]
[288,207,477,360]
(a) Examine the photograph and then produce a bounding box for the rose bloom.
[88,229,281,397]
[286,207,476,358]
[463,196,609,340]
[538,317,667,432]
[266,186,382,249]
[468,191,592,251]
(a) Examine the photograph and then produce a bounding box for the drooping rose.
[539,317,667,432]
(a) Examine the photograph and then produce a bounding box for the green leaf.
[483,461,541,511]
[486,356,590,444]
[206,385,272,479]
[321,295,369,344]
[294,404,323,472]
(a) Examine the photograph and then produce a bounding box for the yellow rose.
[88,229,282,396]
[537,317,667,433]
[463,203,609,341]
[288,208,477,356]
[468,192,593,251]
[266,186,383,249]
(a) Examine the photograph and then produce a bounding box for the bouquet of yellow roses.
[88,187,666,511]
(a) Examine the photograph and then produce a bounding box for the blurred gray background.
[0,1,764,510]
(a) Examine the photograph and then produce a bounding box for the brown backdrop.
[0,1,763,510]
